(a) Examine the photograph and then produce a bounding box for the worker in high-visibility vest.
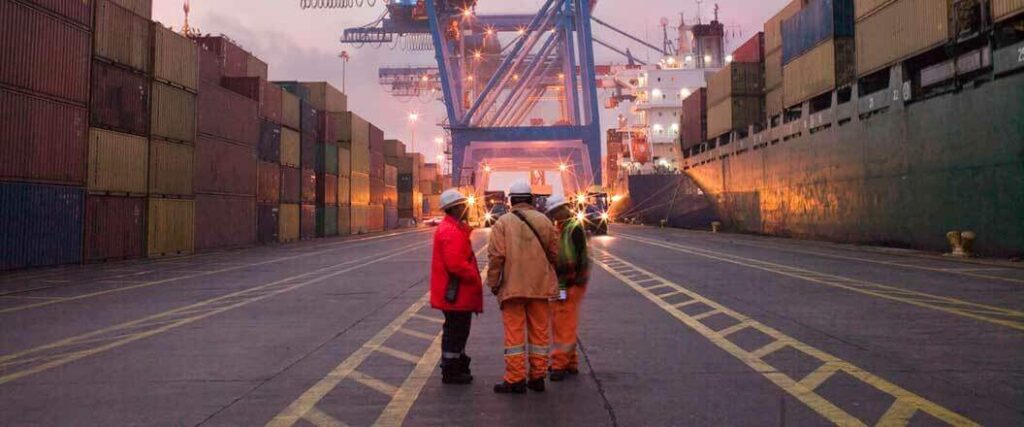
[544,195,591,381]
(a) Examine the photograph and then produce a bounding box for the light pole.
[407,112,419,153]
[339,51,350,93]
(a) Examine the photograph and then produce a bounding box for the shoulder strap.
[511,210,552,262]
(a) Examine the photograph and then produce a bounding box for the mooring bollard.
[946,230,976,257]
[711,221,721,233]
[660,219,667,229]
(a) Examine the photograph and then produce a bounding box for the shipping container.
[317,205,338,237]
[247,55,268,82]
[338,205,351,236]
[280,127,300,167]
[0,183,83,270]
[350,204,368,234]
[301,132,317,170]
[0,88,87,185]
[766,86,785,116]
[369,124,384,153]
[300,101,319,140]
[0,0,91,103]
[84,195,144,261]
[782,0,854,64]
[152,23,198,91]
[301,168,317,203]
[222,76,264,107]
[193,36,251,78]
[195,194,255,251]
[94,0,151,73]
[147,197,194,256]
[765,0,803,53]
[707,96,765,139]
[335,112,371,174]
[384,140,407,159]
[107,0,149,18]
[91,60,149,135]
[149,139,193,196]
[854,0,892,20]
[151,82,196,143]
[707,62,764,107]
[339,147,352,177]
[20,0,94,27]
[88,128,148,194]
[258,161,281,203]
[370,151,385,180]
[281,166,300,203]
[257,203,279,244]
[281,89,300,130]
[300,82,347,113]
[783,38,854,107]
[385,206,398,230]
[338,175,351,206]
[197,80,259,145]
[318,143,340,175]
[317,173,338,205]
[194,135,257,196]
[318,111,337,144]
[855,0,949,76]
[993,0,1024,22]
[765,49,784,90]
[681,88,707,150]
[421,164,439,182]
[278,203,299,242]
[274,81,311,101]
[367,204,385,233]
[196,44,221,84]
[351,172,370,205]
[259,120,281,162]
[262,81,283,123]
[300,204,315,239]
[732,32,765,63]
[370,176,385,206]
[384,165,398,187]
[398,173,414,193]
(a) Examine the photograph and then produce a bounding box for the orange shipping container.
[151,82,196,143]
[351,172,370,205]
[147,198,194,256]
[278,203,299,242]
[88,129,148,194]
[281,89,300,130]
[149,139,194,196]
[94,0,152,73]
[367,204,384,233]
[783,38,854,107]
[301,82,348,113]
[350,204,369,234]
[993,0,1024,22]
[153,23,197,91]
[855,0,948,76]
[280,127,300,167]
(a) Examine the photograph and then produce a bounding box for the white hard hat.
[545,195,568,214]
[509,180,532,195]
[439,189,467,210]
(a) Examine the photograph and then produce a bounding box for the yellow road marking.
[673,299,701,308]
[376,346,422,364]
[616,232,1024,331]
[350,371,400,396]
[374,333,443,427]
[303,406,348,427]
[411,313,444,324]
[717,321,750,337]
[397,328,436,341]
[0,244,428,386]
[595,249,979,426]
[690,309,720,321]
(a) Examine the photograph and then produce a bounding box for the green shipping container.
[320,143,339,175]
[317,205,338,237]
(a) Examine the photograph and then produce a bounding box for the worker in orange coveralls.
[543,195,591,381]
[486,180,560,394]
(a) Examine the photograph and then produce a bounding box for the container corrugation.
[84,195,144,261]
[281,166,300,203]
[784,38,855,106]
[766,86,785,116]
[385,206,398,230]
[280,127,300,167]
[765,49,784,90]
[247,55,268,82]
[369,124,384,153]
[301,134,317,170]
[281,89,300,130]
[318,112,337,144]
[367,204,385,233]
[149,139,193,196]
[0,183,83,270]
[765,0,803,53]
[88,128,148,194]
[316,205,338,237]
[681,88,707,149]
[0,0,91,103]
[300,101,319,140]
[301,168,317,203]
[274,81,311,101]
[91,60,149,135]
[855,0,948,76]
[350,204,368,234]
[195,194,255,251]
[278,203,299,242]
[339,147,351,177]
[337,204,351,236]
[318,143,339,175]
[193,135,257,196]
[338,175,351,206]
[300,204,315,239]
[707,96,764,139]
[197,45,221,84]
[993,0,1024,22]
[152,23,197,90]
[257,203,279,244]
[782,0,854,64]
[94,0,152,73]
[732,32,765,63]
[258,161,280,203]
[317,173,338,205]
[351,172,370,205]
[262,81,283,123]
[707,62,764,107]
[151,82,196,143]
[197,80,259,145]
[20,0,94,26]
[0,87,88,185]
[301,82,347,113]
[193,36,250,78]
[107,0,149,18]
[147,197,194,256]
[259,120,281,162]
[854,0,894,20]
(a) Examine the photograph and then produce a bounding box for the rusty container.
[317,173,338,206]
[20,0,94,26]
[197,80,259,145]
[258,161,281,203]
[94,0,152,73]
[280,127,301,167]
[148,139,193,196]
[301,168,317,204]
[278,203,299,242]
[262,81,283,123]
[193,135,257,196]
[91,60,150,135]
[195,194,256,251]
[84,195,145,261]
[153,23,197,91]
[151,81,196,143]
[300,204,315,239]
[281,166,300,204]
[281,89,301,131]
[0,88,88,185]
[0,0,91,104]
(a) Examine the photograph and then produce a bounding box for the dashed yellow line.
[593,249,979,426]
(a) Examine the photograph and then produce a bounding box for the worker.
[544,195,590,381]
[430,189,483,385]
[486,180,559,394]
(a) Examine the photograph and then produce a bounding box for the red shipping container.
[732,32,765,63]
[198,80,259,145]
[369,124,384,152]
[194,135,257,196]
[370,177,385,206]
[0,0,91,104]
[300,204,315,239]
[370,152,385,180]
[258,161,280,203]
[193,36,250,78]
[0,88,87,185]
[84,195,144,261]
[195,194,256,251]
[317,173,338,205]
[20,0,93,27]
[318,112,336,144]
[681,88,708,150]
[262,80,283,123]
[301,168,317,203]
[90,60,149,135]
[222,76,264,105]
[281,165,300,203]
[197,45,221,84]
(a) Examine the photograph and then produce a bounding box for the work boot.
[549,369,568,382]
[441,359,473,385]
[493,380,527,394]
[527,377,545,392]
[458,354,473,378]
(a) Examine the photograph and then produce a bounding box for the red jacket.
[430,216,483,312]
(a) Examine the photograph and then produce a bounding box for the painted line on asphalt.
[0,243,430,386]
[593,249,979,426]
[616,232,1024,331]
[0,229,431,314]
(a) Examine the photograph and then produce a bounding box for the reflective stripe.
[527,344,549,355]
[442,352,462,359]
[553,342,577,352]
[504,345,526,356]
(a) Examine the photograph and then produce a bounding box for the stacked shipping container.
[336,112,372,234]
[302,82,347,238]
[707,34,765,140]
[383,139,405,230]
[764,0,802,117]
[781,0,855,107]
[680,88,707,152]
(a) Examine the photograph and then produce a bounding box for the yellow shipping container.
[706,96,764,139]
[338,205,351,236]
[766,86,785,116]
[765,50,784,91]
[278,203,300,242]
[855,0,896,20]
[339,147,351,177]
[94,0,151,73]
[351,172,370,205]
[149,139,193,196]
[350,114,371,175]
[301,82,348,113]
[707,63,763,107]
[783,39,855,107]
[281,90,300,131]
[147,198,194,256]
[88,128,148,194]
[993,0,1024,22]
[108,0,151,18]
[350,204,369,234]
[153,23,197,91]
[280,128,301,167]
[856,0,948,76]
[338,175,351,206]
[764,0,802,53]
[151,82,196,143]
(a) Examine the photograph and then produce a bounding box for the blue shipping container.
[300,100,319,139]
[273,81,311,101]
[782,0,854,64]
[1,183,84,270]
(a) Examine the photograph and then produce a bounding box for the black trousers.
[441,311,473,360]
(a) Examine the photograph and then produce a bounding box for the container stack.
[680,88,707,153]
[781,0,855,108]
[0,0,92,269]
[301,82,348,238]
[764,0,802,117]
[707,33,765,141]
[338,144,352,236]
[383,139,406,229]
[854,0,950,78]
[396,152,424,225]
[420,163,443,217]
[368,125,386,233]
[337,112,372,234]
[256,83,283,244]
[272,83,319,240]
[277,88,302,243]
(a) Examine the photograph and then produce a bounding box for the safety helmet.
[509,180,532,196]
[544,195,568,214]
[439,189,467,210]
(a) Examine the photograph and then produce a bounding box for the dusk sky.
[154,0,788,165]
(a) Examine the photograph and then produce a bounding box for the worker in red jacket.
[430,189,484,385]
